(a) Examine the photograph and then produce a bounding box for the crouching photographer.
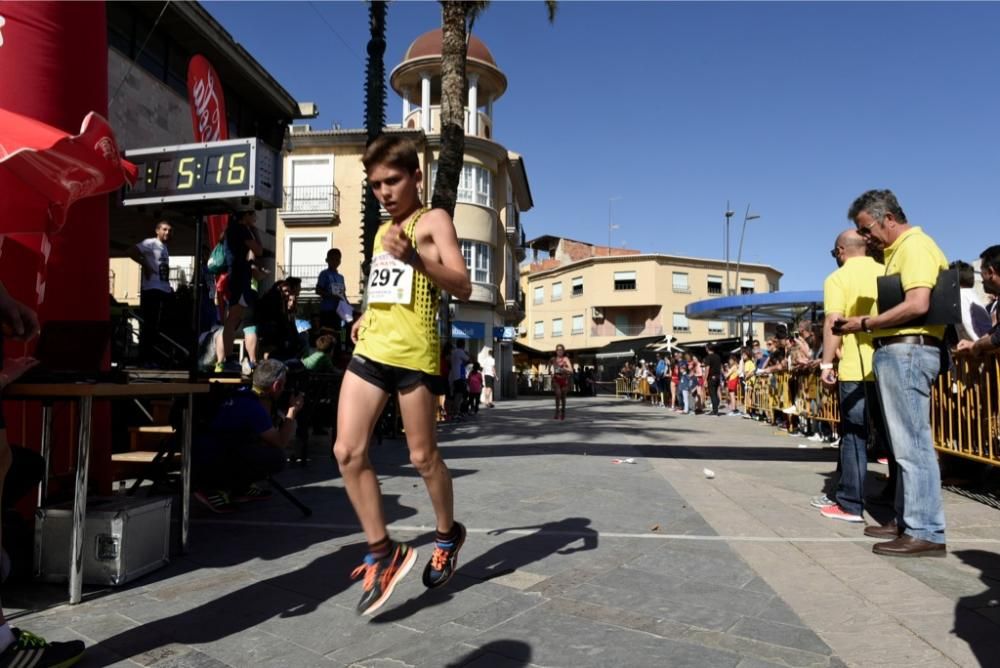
[193,359,304,513]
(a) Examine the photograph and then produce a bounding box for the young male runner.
[334,135,472,615]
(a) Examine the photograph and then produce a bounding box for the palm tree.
[432,0,556,218]
[361,1,388,284]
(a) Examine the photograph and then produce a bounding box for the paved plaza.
[6,395,1000,667]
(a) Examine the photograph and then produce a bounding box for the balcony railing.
[282,185,340,219]
[277,264,327,292]
[590,324,664,337]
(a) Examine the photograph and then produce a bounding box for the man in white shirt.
[129,221,173,365]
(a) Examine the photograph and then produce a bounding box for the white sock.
[0,623,15,653]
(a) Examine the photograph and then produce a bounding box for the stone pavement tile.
[543,596,837,667]
[755,596,806,626]
[185,626,333,667]
[75,642,143,668]
[820,624,950,668]
[322,620,420,666]
[345,621,478,667]
[564,581,745,632]
[143,650,231,668]
[727,617,831,656]
[625,545,758,589]
[901,611,1000,668]
[449,591,546,631]
[473,605,743,668]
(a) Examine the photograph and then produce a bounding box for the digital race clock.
[122,138,281,212]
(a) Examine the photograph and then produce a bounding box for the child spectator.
[467,363,484,414]
[302,334,336,373]
[678,362,693,414]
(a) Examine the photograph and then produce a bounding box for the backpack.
[206,240,231,274]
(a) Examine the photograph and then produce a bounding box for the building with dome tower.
[273,28,531,397]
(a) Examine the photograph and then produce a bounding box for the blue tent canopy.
[685,290,824,322]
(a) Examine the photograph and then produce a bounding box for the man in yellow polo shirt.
[837,189,948,557]
[818,229,883,524]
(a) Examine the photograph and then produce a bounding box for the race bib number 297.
[367,252,413,304]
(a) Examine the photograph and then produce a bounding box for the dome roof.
[403,29,496,66]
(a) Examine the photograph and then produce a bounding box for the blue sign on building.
[451,320,485,340]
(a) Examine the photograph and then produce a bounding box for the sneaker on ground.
[193,489,236,514]
[810,494,834,508]
[232,483,272,503]
[819,504,864,523]
[0,628,85,668]
[352,542,417,616]
[807,434,825,442]
[241,359,255,377]
[423,522,466,589]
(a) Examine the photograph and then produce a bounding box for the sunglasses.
[857,217,880,237]
[829,248,840,258]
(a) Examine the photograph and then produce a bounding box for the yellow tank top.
[354,210,441,374]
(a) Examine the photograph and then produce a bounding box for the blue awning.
[685,291,824,322]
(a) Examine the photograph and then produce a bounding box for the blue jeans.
[835,381,872,516]
[873,343,945,543]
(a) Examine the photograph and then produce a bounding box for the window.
[534,321,544,339]
[460,240,492,283]
[552,318,563,337]
[614,270,636,291]
[708,320,725,334]
[287,158,335,212]
[707,275,723,295]
[672,272,689,293]
[672,313,690,333]
[533,286,544,305]
[430,162,493,206]
[551,282,563,301]
[571,276,583,297]
[572,314,584,334]
[740,278,755,295]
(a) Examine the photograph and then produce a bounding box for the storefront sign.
[452,320,485,340]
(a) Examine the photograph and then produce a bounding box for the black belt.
[873,334,941,349]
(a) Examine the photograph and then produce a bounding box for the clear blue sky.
[205,1,999,291]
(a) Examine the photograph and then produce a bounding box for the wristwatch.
[861,317,872,333]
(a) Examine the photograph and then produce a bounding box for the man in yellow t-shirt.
[333,135,473,615]
[837,189,948,557]
[817,229,884,525]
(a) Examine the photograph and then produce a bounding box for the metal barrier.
[737,354,1000,467]
[933,352,1000,465]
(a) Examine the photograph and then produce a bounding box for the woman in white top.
[478,346,497,407]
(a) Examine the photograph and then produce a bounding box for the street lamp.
[724,201,735,295]
[608,196,622,255]
[733,204,761,299]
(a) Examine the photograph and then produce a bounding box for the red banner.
[187,55,230,243]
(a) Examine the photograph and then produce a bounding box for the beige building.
[522,236,782,352]
[273,29,531,392]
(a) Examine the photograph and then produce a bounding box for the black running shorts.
[348,355,447,396]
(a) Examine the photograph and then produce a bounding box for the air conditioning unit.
[517,325,527,336]
[289,124,312,135]
[592,307,604,320]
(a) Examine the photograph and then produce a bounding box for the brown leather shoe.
[872,534,946,558]
[864,521,900,539]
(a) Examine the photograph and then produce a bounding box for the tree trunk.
[361,1,388,287]
[432,1,470,218]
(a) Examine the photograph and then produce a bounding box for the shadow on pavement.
[953,549,1000,666]
[89,542,368,666]
[445,639,533,667]
[371,517,598,624]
